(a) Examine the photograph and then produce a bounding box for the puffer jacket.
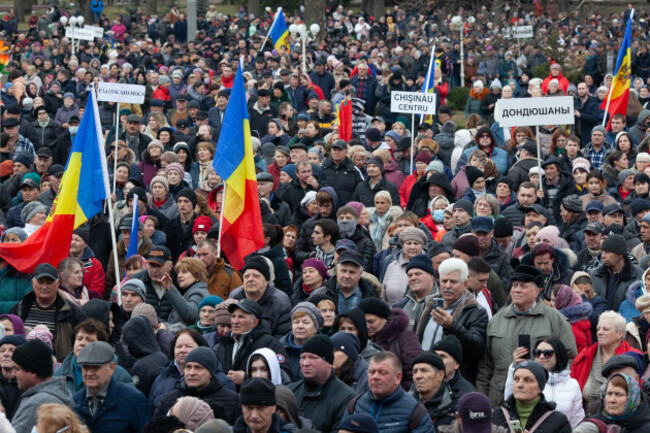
[0,266,32,314]
[78,246,106,298]
[346,225,376,274]
[10,292,83,362]
[122,316,169,396]
[148,193,179,221]
[32,118,60,149]
[562,302,593,354]
[456,143,509,176]
[288,371,356,433]
[11,377,74,433]
[165,280,209,332]
[278,332,304,380]
[163,213,198,262]
[541,172,580,223]
[619,278,647,322]
[230,284,291,338]
[507,157,542,191]
[416,291,488,384]
[155,376,242,424]
[504,366,585,429]
[384,160,406,189]
[476,301,578,406]
[322,157,362,204]
[381,252,410,305]
[352,386,434,433]
[373,308,422,390]
[491,394,572,433]
[411,382,456,431]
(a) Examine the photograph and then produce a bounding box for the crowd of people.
[1,1,650,433]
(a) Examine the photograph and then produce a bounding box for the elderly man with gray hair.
[415,258,488,384]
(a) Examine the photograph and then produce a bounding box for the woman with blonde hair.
[368,191,403,250]
[162,257,210,332]
[35,403,89,433]
[143,112,170,139]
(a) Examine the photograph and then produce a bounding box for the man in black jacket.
[155,347,242,424]
[277,160,324,212]
[321,140,362,204]
[131,246,175,322]
[351,157,400,207]
[541,157,579,223]
[163,188,199,261]
[215,299,292,385]
[119,114,152,161]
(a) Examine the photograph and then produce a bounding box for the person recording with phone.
[416,258,488,384]
[491,360,572,433]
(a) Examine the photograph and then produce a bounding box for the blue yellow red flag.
[268,8,290,51]
[212,63,264,269]
[0,89,109,272]
[601,10,634,129]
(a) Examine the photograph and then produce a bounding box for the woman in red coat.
[571,311,641,410]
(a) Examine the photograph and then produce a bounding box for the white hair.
[438,258,468,282]
[598,310,626,333]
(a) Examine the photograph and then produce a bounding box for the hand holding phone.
[518,334,531,360]
[508,420,524,433]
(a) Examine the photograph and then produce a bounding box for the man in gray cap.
[575,222,605,273]
[257,172,290,226]
[119,114,152,161]
[579,125,613,171]
[120,278,147,318]
[11,263,83,362]
[73,341,151,433]
[215,299,291,386]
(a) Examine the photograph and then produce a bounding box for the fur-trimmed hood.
[559,301,593,323]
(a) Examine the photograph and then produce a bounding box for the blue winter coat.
[55,352,133,395]
[457,145,509,176]
[74,377,151,433]
[90,0,103,13]
[619,279,645,322]
[353,387,435,433]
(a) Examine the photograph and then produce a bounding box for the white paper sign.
[390,91,437,115]
[495,96,575,127]
[503,25,534,39]
[84,25,104,38]
[97,82,146,104]
[65,27,95,41]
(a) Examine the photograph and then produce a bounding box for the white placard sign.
[390,91,437,115]
[65,27,95,41]
[97,82,146,104]
[495,96,575,127]
[84,25,104,38]
[503,25,534,39]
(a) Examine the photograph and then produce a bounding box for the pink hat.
[554,285,583,310]
[535,226,560,247]
[26,325,53,349]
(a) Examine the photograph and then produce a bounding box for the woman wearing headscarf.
[492,360,572,432]
[595,373,650,432]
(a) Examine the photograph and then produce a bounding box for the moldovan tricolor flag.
[0,90,110,272]
[212,63,264,269]
[601,10,634,129]
[268,8,290,51]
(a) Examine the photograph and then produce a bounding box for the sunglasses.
[478,134,490,138]
[533,349,555,358]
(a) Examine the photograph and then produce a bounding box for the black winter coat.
[233,412,297,433]
[492,395,571,433]
[254,244,293,297]
[0,373,21,420]
[322,157,362,205]
[314,276,378,311]
[132,269,175,321]
[595,396,650,433]
[507,157,541,191]
[351,176,400,208]
[155,378,241,424]
[346,225,376,273]
[215,321,293,380]
[288,372,356,433]
[411,382,456,430]
[230,284,292,338]
[277,177,321,212]
[294,213,336,266]
[163,214,198,261]
[416,291,488,383]
[122,316,169,397]
[32,119,60,150]
[541,172,579,223]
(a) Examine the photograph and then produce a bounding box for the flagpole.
[601,84,615,128]
[420,44,436,123]
[261,8,280,51]
[112,102,120,194]
[216,183,226,258]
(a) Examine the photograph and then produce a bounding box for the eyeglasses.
[533,349,555,358]
[478,134,490,139]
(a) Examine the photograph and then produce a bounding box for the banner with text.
[495,96,575,127]
[503,25,534,39]
[65,27,95,41]
[97,82,146,104]
[390,91,437,115]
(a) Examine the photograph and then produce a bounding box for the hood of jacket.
[335,307,369,350]
[22,376,71,403]
[246,347,282,385]
[79,245,96,261]
[626,279,647,307]
[376,308,409,341]
[559,301,593,323]
[122,315,161,358]
[81,299,125,343]
[318,186,340,215]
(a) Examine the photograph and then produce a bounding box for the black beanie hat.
[241,377,276,406]
[465,166,485,187]
[412,351,446,373]
[73,227,90,245]
[358,298,391,319]
[241,256,271,281]
[126,187,147,204]
[177,188,197,207]
[12,339,53,377]
[514,360,548,391]
[601,234,628,256]
[184,347,220,378]
[430,334,463,364]
[301,334,334,364]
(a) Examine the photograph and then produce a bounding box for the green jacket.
[0,266,32,314]
[475,300,578,406]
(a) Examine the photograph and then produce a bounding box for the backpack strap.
[481,287,495,314]
[407,403,429,433]
[500,407,512,427]
[526,410,554,433]
[347,393,363,415]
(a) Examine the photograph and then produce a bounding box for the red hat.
[192,216,214,234]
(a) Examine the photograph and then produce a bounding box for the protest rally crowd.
[4,0,650,433]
